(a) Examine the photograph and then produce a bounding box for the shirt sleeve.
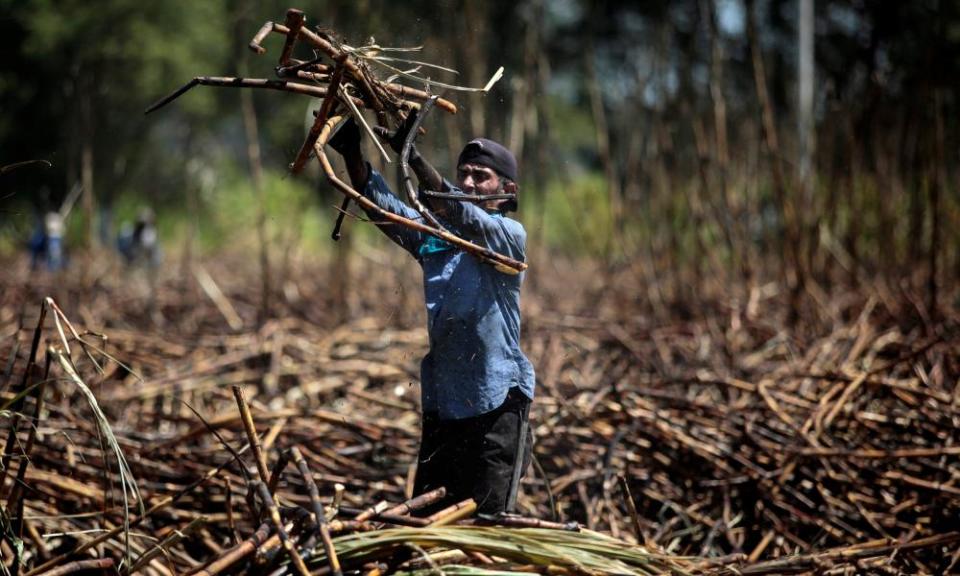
[359,167,426,257]
[429,180,527,262]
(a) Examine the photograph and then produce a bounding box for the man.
[117,207,162,268]
[28,211,65,271]
[330,115,535,516]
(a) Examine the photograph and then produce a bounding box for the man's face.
[457,162,510,211]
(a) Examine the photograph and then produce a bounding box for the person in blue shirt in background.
[28,211,66,271]
[117,207,162,268]
[329,114,536,516]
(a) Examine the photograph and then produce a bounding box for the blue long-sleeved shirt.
[359,168,536,419]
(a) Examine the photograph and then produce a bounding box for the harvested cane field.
[1,251,958,576]
[4,2,960,575]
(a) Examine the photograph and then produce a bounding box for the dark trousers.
[413,388,532,515]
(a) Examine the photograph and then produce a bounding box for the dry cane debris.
[1,250,958,576]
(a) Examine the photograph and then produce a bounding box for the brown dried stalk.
[291,446,342,576]
[254,480,312,576]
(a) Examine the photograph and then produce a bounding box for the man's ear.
[503,179,518,195]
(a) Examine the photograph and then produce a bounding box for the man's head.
[457,138,518,212]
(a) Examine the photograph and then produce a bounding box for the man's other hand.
[329,116,362,157]
[329,116,368,189]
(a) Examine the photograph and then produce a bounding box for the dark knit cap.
[457,138,518,182]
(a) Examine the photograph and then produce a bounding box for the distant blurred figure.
[28,211,66,271]
[117,208,162,268]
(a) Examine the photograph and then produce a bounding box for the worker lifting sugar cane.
[146,8,535,517]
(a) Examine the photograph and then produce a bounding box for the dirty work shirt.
[359,167,536,420]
